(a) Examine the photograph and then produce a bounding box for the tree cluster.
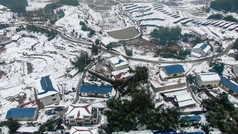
[210,62,224,75]
[0,0,28,13]
[203,93,238,133]
[79,21,96,37]
[156,48,190,60]
[0,24,9,30]
[151,27,181,45]
[210,0,238,12]
[6,118,20,133]
[44,3,65,24]
[105,66,180,132]
[125,47,133,56]
[58,0,79,6]
[71,52,91,74]
[25,25,57,41]
[208,14,238,22]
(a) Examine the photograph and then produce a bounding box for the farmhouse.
[219,76,238,96]
[66,104,99,126]
[111,68,132,80]
[161,64,185,78]
[70,127,98,134]
[191,43,211,57]
[108,55,129,71]
[196,73,220,87]
[6,108,37,121]
[79,84,112,98]
[35,75,61,106]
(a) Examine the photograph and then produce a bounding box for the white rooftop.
[35,75,59,99]
[193,43,211,53]
[109,55,128,68]
[191,51,202,58]
[70,126,98,134]
[198,72,220,82]
[66,104,92,119]
[113,130,153,134]
[193,27,206,36]
[178,99,196,107]
[159,70,168,80]
[176,93,193,102]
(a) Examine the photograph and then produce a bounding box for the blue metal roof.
[180,132,205,134]
[220,76,238,94]
[153,130,177,134]
[38,76,57,95]
[80,84,112,95]
[164,64,185,75]
[200,43,208,50]
[181,115,201,121]
[6,108,37,119]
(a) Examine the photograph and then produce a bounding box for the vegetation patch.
[208,14,238,22]
[0,0,28,13]
[210,0,238,12]
[203,93,238,133]
[0,24,9,30]
[71,52,91,74]
[156,47,190,60]
[25,25,57,41]
[58,0,79,6]
[106,67,179,133]
[151,27,181,46]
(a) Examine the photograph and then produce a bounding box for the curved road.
[2,22,237,64]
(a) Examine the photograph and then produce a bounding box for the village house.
[35,75,61,107]
[69,126,98,134]
[196,73,220,87]
[6,108,38,121]
[108,55,129,71]
[79,84,112,98]
[191,43,211,57]
[161,64,185,79]
[219,76,238,96]
[66,104,99,126]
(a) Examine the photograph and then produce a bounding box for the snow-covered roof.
[191,51,202,58]
[176,93,193,102]
[178,99,196,107]
[35,75,59,99]
[198,73,220,82]
[159,70,168,79]
[109,55,128,68]
[0,30,5,36]
[66,104,92,119]
[17,127,39,133]
[111,68,131,79]
[70,126,98,134]
[193,43,211,53]
[193,27,207,36]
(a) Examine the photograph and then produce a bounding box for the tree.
[212,63,224,75]
[71,52,91,73]
[223,15,238,22]
[208,14,224,20]
[91,45,99,55]
[125,48,133,56]
[6,118,20,133]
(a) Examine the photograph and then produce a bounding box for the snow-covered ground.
[0,29,90,121]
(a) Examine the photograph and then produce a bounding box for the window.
[52,98,56,101]
[51,94,55,97]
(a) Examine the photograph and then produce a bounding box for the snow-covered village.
[0,0,238,133]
